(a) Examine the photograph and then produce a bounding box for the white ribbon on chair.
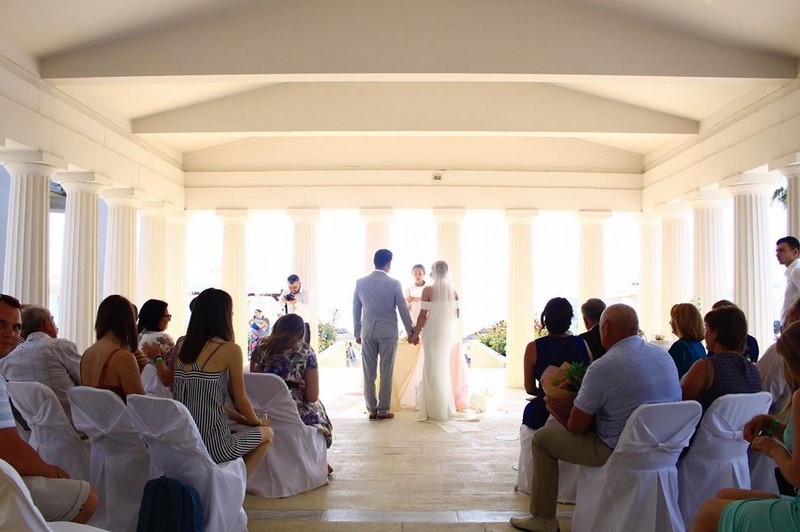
[6,381,90,482]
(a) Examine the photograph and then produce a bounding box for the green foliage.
[318,321,337,352]
[479,320,507,357]
[552,362,588,392]
[772,187,787,207]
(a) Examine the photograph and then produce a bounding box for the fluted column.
[579,211,610,324]
[361,208,393,273]
[289,208,320,350]
[101,188,139,301]
[640,212,662,338]
[218,210,248,354]
[685,190,729,314]
[770,153,800,238]
[54,173,108,351]
[136,202,168,305]
[1,158,58,304]
[433,208,465,292]
[659,204,693,337]
[165,211,188,336]
[723,174,783,348]
[506,209,537,388]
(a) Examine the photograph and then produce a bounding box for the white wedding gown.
[417,299,458,421]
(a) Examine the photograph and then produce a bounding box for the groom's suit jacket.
[353,270,414,339]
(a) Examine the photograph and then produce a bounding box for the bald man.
[511,304,681,532]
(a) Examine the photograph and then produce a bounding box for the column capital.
[721,173,783,195]
[682,189,730,208]
[140,200,173,214]
[506,208,539,222]
[53,172,112,194]
[216,208,249,222]
[288,208,320,222]
[769,152,800,176]
[101,187,143,207]
[578,210,611,225]
[433,207,465,222]
[0,150,68,169]
[652,202,691,219]
[359,208,393,222]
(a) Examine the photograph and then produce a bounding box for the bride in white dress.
[412,260,459,422]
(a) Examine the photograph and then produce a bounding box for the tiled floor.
[244,368,575,531]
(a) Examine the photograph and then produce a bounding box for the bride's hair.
[430,260,449,280]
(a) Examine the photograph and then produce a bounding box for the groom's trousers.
[361,337,398,414]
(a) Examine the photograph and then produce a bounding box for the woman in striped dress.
[173,288,273,476]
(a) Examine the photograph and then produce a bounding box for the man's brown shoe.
[368,413,377,420]
[376,412,395,420]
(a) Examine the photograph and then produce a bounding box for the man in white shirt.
[0,305,81,420]
[280,274,312,343]
[777,236,800,324]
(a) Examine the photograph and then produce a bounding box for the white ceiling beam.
[41,0,796,82]
[132,83,697,136]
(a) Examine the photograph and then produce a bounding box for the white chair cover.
[678,392,772,528]
[516,420,579,503]
[244,373,328,497]
[748,448,781,493]
[140,365,172,398]
[572,401,702,532]
[126,395,247,532]
[7,381,90,482]
[0,458,107,531]
[68,387,150,532]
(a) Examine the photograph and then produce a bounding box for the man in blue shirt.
[511,304,681,532]
[0,294,98,524]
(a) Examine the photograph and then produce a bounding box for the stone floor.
[243,367,575,531]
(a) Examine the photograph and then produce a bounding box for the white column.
[579,211,610,321]
[723,174,783,348]
[289,208,320,351]
[165,211,188,336]
[506,209,537,388]
[136,202,168,305]
[218,210,249,355]
[659,204,693,337]
[360,208,393,274]
[684,190,729,314]
[54,173,108,351]
[770,153,800,238]
[639,212,662,338]
[1,159,57,304]
[101,188,139,301]
[433,208,465,292]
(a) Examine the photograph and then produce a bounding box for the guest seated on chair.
[758,300,800,415]
[510,304,681,532]
[251,313,333,449]
[668,303,707,379]
[681,305,762,411]
[522,297,592,431]
[0,304,81,420]
[173,288,273,477]
[138,298,175,390]
[710,300,760,362]
[0,293,98,524]
[81,295,148,400]
[691,320,800,532]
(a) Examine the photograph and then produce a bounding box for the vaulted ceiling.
[1,0,798,194]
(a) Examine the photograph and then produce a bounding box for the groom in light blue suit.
[353,249,415,420]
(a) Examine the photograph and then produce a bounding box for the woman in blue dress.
[691,321,800,532]
[667,302,706,378]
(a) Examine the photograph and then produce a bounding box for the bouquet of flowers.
[541,361,588,423]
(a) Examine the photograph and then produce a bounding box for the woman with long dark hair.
[173,288,272,476]
[251,314,333,449]
[81,295,146,400]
